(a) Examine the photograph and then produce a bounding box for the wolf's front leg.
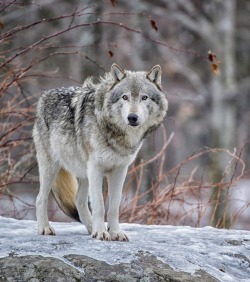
[88,163,110,241]
[76,178,92,234]
[107,166,129,241]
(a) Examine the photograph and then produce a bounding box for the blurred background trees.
[1,0,249,229]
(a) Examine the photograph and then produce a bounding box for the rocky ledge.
[0,217,249,281]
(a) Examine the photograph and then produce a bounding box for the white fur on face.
[114,95,148,127]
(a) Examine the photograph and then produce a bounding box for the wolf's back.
[35,87,83,132]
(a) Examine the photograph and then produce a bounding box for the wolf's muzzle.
[128,113,139,127]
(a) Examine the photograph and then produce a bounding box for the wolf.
[33,64,168,241]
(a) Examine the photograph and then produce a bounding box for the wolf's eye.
[122,95,128,100]
[142,95,148,100]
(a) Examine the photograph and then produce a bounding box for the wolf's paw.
[86,224,92,235]
[91,231,111,241]
[109,230,129,242]
[38,225,56,235]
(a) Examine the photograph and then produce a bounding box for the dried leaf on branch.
[208,50,221,76]
[108,51,114,58]
[150,19,158,31]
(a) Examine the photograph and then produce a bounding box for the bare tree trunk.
[210,0,236,228]
[163,0,237,227]
[78,1,104,78]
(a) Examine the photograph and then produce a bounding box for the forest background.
[1,0,249,230]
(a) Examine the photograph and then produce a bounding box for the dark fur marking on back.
[42,87,82,130]
[78,88,95,125]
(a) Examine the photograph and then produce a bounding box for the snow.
[0,216,249,282]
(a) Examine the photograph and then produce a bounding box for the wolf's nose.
[128,113,138,124]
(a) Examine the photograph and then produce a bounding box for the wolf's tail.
[52,168,80,222]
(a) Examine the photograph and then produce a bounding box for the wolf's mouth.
[128,121,139,127]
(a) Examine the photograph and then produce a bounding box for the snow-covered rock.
[0,216,249,281]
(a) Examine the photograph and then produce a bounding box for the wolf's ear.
[111,64,126,82]
[146,65,162,89]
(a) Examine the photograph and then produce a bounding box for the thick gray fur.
[33,64,168,241]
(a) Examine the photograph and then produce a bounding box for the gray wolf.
[33,64,168,241]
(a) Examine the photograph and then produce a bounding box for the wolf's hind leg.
[76,178,92,234]
[107,166,129,242]
[36,161,59,235]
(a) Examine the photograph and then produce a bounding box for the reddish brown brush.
[119,126,247,228]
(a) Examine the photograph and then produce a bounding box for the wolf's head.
[99,64,168,136]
